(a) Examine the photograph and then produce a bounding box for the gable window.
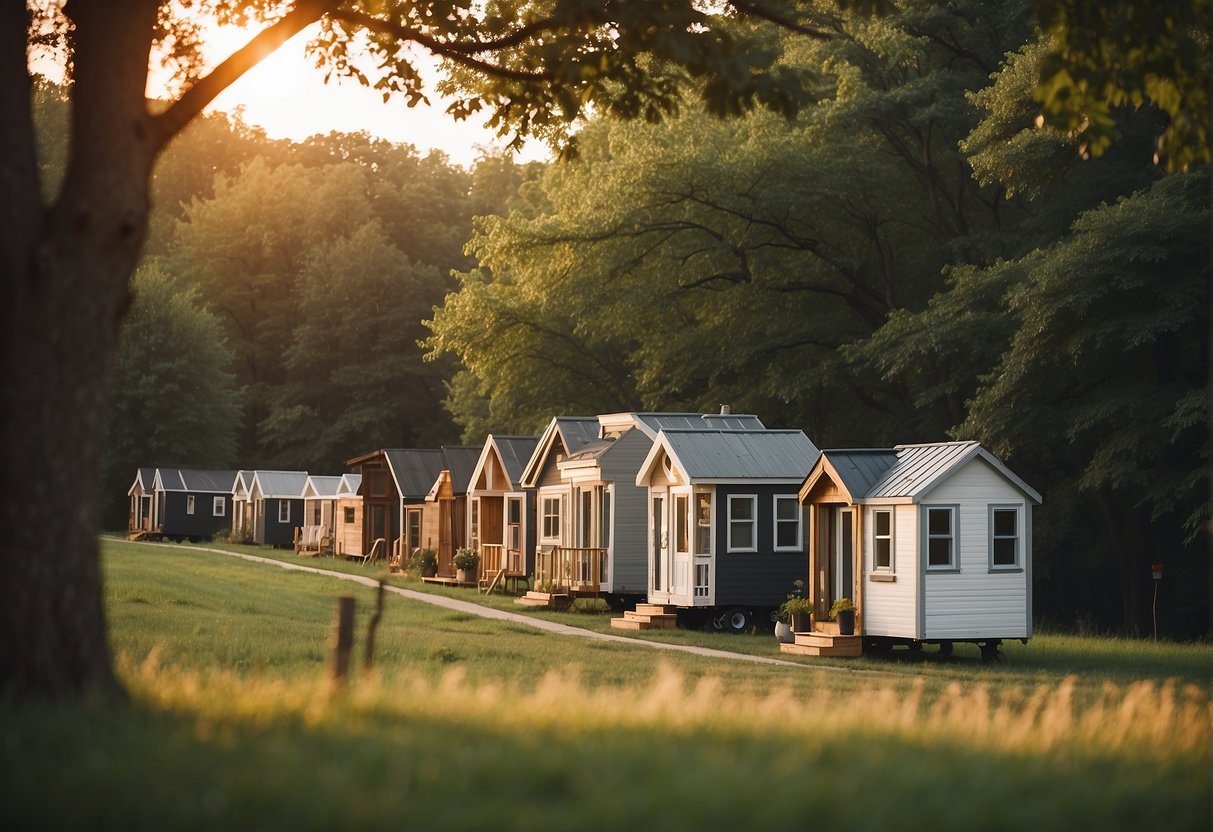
[773,495,801,551]
[727,495,757,552]
[278,501,291,524]
[186,495,195,515]
[542,496,561,540]
[990,507,1020,569]
[213,496,225,517]
[872,509,893,571]
[344,507,355,524]
[925,506,956,569]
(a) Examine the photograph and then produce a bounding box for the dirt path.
[157,541,820,670]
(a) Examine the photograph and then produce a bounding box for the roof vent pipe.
[719,404,731,415]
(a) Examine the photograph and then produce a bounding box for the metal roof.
[632,412,765,439]
[492,436,540,487]
[153,468,184,492]
[303,475,343,499]
[174,469,237,493]
[251,470,309,499]
[383,449,447,499]
[563,437,617,463]
[338,473,362,496]
[442,446,482,495]
[645,429,820,483]
[554,417,601,453]
[818,450,900,498]
[128,467,157,496]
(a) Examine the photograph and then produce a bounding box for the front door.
[650,492,668,599]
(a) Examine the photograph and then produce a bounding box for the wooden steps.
[779,629,862,658]
[610,604,677,631]
[514,590,571,609]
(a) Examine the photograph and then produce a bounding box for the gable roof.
[521,416,602,486]
[630,412,765,440]
[337,473,362,496]
[806,441,1042,504]
[250,470,309,499]
[471,435,540,492]
[152,468,184,492]
[637,429,820,484]
[382,449,448,500]
[442,445,483,495]
[302,475,343,499]
[127,467,158,496]
[176,469,238,493]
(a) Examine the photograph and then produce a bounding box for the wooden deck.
[421,575,478,588]
[779,624,863,658]
[610,603,677,631]
[514,590,571,609]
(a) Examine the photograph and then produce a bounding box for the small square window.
[186,495,195,515]
[990,507,1020,569]
[213,496,225,517]
[926,507,955,569]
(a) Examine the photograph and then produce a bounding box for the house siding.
[161,492,232,539]
[920,458,1030,639]
[713,484,807,608]
[597,428,652,594]
[862,503,918,638]
[262,498,303,547]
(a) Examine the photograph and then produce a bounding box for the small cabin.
[467,435,539,588]
[299,475,343,555]
[126,467,157,536]
[422,446,481,577]
[792,441,1042,659]
[247,470,309,547]
[633,428,820,631]
[150,468,238,542]
[231,470,255,539]
[334,473,362,558]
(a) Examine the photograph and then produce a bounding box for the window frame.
[871,508,894,572]
[186,495,195,515]
[541,495,562,541]
[922,505,958,571]
[726,494,758,553]
[343,506,355,524]
[988,504,1023,572]
[278,500,291,524]
[772,494,802,552]
[213,496,225,517]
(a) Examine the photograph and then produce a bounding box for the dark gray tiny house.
[150,469,238,541]
[634,428,820,632]
[247,470,309,547]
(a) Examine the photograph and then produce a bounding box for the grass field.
[2,540,1208,830]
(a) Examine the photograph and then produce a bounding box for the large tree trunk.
[0,0,158,699]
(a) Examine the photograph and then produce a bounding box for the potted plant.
[417,548,438,578]
[773,580,811,642]
[785,596,814,633]
[453,547,479,583]
[830,597,856,636]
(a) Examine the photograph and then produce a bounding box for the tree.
[101,261,243,529]
[3,0,823,698]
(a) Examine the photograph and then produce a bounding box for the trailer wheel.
[714,607,752,634]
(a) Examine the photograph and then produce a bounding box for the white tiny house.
[795,441,1042,660]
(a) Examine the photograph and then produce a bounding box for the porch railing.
[535,546,607,594]
[479,544,525,579]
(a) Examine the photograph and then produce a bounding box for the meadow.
[1,539,1207,831]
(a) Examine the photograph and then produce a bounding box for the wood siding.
[335,497,362,557]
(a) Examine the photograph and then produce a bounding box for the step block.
[779,639,863,658]
[794,632,862,649]
[634,603,674,617]
[623,610,677,629]
[610,617,646,630]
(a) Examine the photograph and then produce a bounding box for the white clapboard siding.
[863,503,918,638]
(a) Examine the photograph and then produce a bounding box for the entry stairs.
[778,620,862,658]
[610,603,677,631]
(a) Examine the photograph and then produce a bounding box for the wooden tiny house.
[126,467,157,537]
[631,428,820,632]
[334,473,362,557]
[299,475,342,555]
[792,441,1041,660]
[231,470,255,539]
[247,471,309,547]
[467,435,539,590]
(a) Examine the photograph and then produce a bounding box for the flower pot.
[837,608,856,636]
[774,620,794,644]
[421,565,437,578]
[792,612,812,633]
[456,567,475,583]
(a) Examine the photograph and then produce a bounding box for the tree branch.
[726,1,832,39]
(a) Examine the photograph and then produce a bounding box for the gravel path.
[157,541,818,670]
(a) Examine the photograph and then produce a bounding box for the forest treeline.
[42,0,1207,637]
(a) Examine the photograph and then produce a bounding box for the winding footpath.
[148,540,827,670]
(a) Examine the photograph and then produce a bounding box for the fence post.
[363,580,385,675]
[331,595,356,684]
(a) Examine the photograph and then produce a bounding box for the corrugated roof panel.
[304,475,343,498]
[384,449,446,499]
[555,417,601,454]
[492,436,540,487]
[177,469,238,493]
[564,437,616,462]
[664,430,820,481]
[822,450,899,497]
[254,470,309,499]
[636,412,766,436]
[157,469,185,491]
[442,446,482,494]
[865,442,980,498]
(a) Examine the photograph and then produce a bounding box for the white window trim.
[923,505,959,571]
[674,492,691,555]
[278,500,291,524]
[213,496,225,517]
[988,504,1022,572]
[871,507,894,572]
[186,495,195,515]
[772,494,802,552]
[541,494,562,542]
[693,489,713,557]
[726,494,758,553]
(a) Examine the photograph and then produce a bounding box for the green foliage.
[452,548,479,570]
[829,596,855,618]
[1033,0,1212,170]
[102,262,242,528]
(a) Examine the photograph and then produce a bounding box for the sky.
[192,21,548,167]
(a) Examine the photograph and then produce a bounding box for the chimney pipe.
[720,404,731,415]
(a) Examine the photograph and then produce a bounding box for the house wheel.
[980,642,1003,664]
[716,607,752,634]
[938,641,954,659]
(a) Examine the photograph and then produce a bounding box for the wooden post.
[331,596,355,683]
[363,580,385,675]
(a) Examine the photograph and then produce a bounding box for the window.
[694,493,712,555]
[470,499,479,547]
[186,495,195,515]
[990,507,1020,569]
[580,490,593,548]
[344,507,355,524]
[542,496,561,539]
[727,495,757,552]
[213,496,225,517]
[278,501,291,524]
[774,495,801,551]
[872,509,893,570]
[925,507,955,568]
[407,509,421,552]
[599,487,611,549]
[675,494,689,554]
[312,504,322,526]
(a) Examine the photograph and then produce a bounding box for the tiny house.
[126,467,157,536]
[231,470,255,539]
[631,428,820,632]
[422,446,481,577]
[247,470,309,547]
[467,435,539,587]
[299,475,343,554]
[150,468,238,542]
[793,441,1041,659]
[334,473,362,557]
